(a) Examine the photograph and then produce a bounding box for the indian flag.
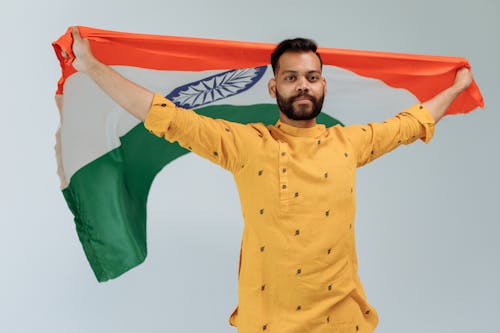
[52,26,484,282]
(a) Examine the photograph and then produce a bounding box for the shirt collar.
[274,120,326,138]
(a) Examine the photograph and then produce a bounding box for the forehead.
[276,51,322,74]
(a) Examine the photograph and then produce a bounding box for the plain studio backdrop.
[1,0,498,332]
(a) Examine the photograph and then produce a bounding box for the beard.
[276,89,324,121]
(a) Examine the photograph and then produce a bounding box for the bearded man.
[64,27,472,333]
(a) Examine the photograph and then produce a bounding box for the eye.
[308,74,320,81]
[284,75,296,82]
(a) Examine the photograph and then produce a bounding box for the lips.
[293,94,314,102]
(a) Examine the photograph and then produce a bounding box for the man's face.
[268,51,326,121]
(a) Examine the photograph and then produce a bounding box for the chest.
[235,135,356,214]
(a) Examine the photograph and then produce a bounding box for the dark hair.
[270,38,323,74]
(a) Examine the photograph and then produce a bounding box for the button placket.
[278,141,289,212]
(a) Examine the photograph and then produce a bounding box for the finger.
[72,26,81,41]
[456,67,468,76]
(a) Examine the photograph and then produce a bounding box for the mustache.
[292,92,314,102]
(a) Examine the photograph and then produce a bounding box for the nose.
[296,76,309,93]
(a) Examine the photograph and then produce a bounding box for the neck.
[279,113,317,128]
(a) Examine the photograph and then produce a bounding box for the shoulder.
[219,121,270,140]
[334,123,372,136]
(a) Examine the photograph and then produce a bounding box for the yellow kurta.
[144,94,435,333]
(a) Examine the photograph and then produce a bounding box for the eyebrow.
[281,70,322,75]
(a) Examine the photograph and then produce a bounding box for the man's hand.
[60,26,154,121]
[452,67,473,94]
[423,66,475,123]
[61,27,99,73]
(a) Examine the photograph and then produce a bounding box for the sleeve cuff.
[143,93,178,137]
[402,104,436,143]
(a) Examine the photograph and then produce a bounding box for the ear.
[322,76,327,94]
[268,78,277,98]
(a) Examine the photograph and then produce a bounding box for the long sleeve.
[144,93,254,173]
[342,104,436,167]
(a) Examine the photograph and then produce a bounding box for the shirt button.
[161,103,167,107]
[281,152,286,156]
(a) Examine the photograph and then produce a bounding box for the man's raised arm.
[423,67,473,123]
[62,27,154,121]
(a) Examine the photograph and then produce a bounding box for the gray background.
[1,0,499,332]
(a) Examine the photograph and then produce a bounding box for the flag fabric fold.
[52,26,483,282]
